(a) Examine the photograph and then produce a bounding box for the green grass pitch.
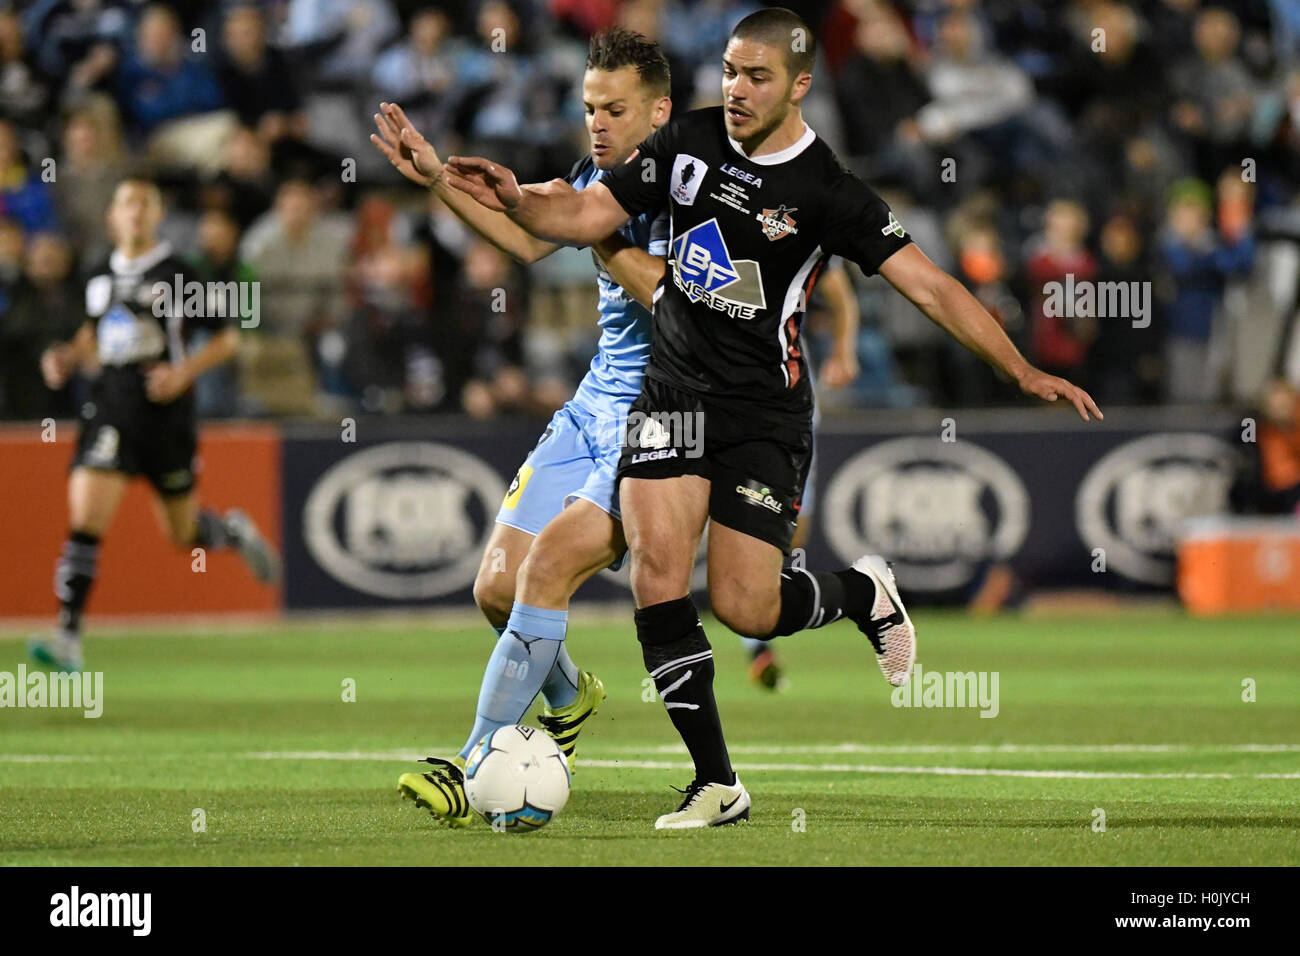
[1,609,1297,866]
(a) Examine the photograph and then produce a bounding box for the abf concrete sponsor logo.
[1075,433,1238,585]
[0,665,102,718]
[50,886,150,936]
[822,437,1030,591]
[303,442,506,599]
[890,663,999,718]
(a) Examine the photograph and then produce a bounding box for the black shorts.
[616,375,812,553]
[71,375,198,496]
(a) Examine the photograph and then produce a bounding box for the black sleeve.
[822,171,913,277]
[599,117,679,218]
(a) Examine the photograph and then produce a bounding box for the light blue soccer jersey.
[495,155,667,540]
[567,156,668,417]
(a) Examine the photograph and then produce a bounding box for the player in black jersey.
[30,178,279,671]
[446,7,1102,828]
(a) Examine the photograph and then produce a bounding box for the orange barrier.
[1177,517,1300,615]
[0,421,281,620]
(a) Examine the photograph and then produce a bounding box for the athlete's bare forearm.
[592,233,666,311]
[433,172,559,264]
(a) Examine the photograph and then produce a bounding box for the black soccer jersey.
[82,241,227,405]
[600,106,912,424]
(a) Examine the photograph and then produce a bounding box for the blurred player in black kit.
[31,178,279,670]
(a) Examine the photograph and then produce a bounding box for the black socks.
[763,565,878,638]
[54,530,100,634]
[636,596,734,786]
[194,510,229,549]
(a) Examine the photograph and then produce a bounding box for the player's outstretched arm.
[370,102,559,264]
[444,156,631,246]
[879,244,1103,421]
[592,232,666,311]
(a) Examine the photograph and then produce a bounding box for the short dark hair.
[729,7,815,79]
[586,28,671,99]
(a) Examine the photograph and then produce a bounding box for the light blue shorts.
[495,401,627,567]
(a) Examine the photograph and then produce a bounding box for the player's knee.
[627,542,688,605]
[472,564,514,626]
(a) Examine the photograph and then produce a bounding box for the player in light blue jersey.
[370,29,673,827]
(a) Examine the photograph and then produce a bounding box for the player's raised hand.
[369,101,441,188]
[1017,367,1104,422]
[443,156,523,212]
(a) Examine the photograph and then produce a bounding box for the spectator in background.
[447,238,563,419]
[1170,7,1257,180]
[332,197,438,413]
[835,1,930,188]
[52,96,125,262]
[0,8,50,128]
[282,0,400,88]
[0,118,58,234]
[24,0,129,100]
[1050,2,1169,181]
[1088,211,1159,404]
[1158,178,1255,403]
[238,177,349,416]
[0,231,79,420]
[201,125,275,230]
[370,5,464,156]
[1023,199,1096,384]
[113,4,231,172]
[187,208,254,418]
[1256,379,1300,515]
[454,0,580,182]
[216,5,307,153]
[0,215,25,321]
[912,9,1043,191]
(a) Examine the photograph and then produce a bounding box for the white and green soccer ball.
[463,725,571,831]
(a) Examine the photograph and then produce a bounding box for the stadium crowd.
[2,0,1300,426]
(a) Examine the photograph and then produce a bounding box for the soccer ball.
[463,725,571,831]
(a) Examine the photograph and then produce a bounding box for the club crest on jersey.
[670,154,707,206]
[757,205,798,241]
[671,219,766,319]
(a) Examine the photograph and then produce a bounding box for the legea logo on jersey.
[303,442,506,600]
[671,219,766,319]
[670,154,707,205]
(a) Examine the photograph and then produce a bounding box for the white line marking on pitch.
[576,760,1300,780]
[215,752,1299,780]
